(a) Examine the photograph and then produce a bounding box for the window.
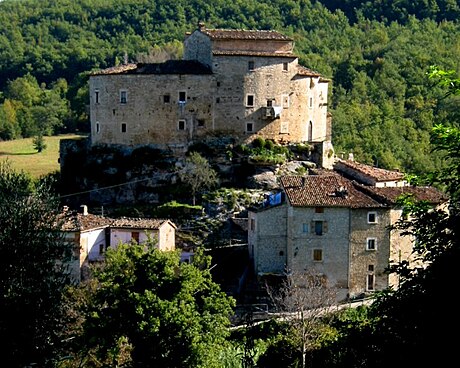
[282,95,290,108]
[302,223,309,233]
[280,121,289,134]
[246,94,254,107]
[178,119,186,130]
[246,122,254,133]
[267,99,273,107]
[131,231,140,244]
[95,89,100,104]
[308,121,313,142]
[250,219,255,231]
[98,243,106,255]
[96,122,100,134]
[121,123,127,133]
[368,212,377,224]
[366,238,377,250]
[313,249,323,261]
[248,61,255,71]
[120,90,127,104]
[163,94,170,103]
[283,62,288,71]
[315,221,323,235]
[197,119,205,128]
[368,264,374,272]
[315,207,324,213]
[367,274,375,291]
[309,97,313,108]
[179,91,186,102]
[216,97,220,103]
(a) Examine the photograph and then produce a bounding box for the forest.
[0,0,459,175]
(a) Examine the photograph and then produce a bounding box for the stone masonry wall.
[349,208,391,298]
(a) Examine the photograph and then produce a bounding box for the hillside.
[0,0,459,175]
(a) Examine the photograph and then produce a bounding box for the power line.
[58,177,153,199]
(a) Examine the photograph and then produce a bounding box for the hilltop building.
[88,23,334,168]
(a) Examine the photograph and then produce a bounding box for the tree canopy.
[65,244,235,367]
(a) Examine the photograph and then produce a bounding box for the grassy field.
[0,134,87,178]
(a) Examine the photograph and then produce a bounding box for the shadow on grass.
[0,151,38,155]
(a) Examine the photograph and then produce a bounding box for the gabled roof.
[296,65,321,77]
[62,213,175,232]
[335,159,405,182]
[356,184,448,206]
[200,28,293,41]
[90,60,212,76]
[111,217,175,230]
[280,175,384,208]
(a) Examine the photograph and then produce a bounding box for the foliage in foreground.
[0,161,73,367]
[63,245,235,368]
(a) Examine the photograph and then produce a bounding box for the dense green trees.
[0,0,459,176]
[64,245,235,367]
[0,162,73,367]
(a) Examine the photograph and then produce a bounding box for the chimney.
[198,21,205,31]
[348,152,354,161]
[80,205,88,216]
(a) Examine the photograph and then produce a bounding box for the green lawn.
[0,134,87,178]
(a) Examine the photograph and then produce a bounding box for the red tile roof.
[356,184,448,205]
[201,28,293,41]
[62,213,173,232]
[296,65,321,77]
[335,159,405,182]
[280,175,383,208]
[91,61,212,76]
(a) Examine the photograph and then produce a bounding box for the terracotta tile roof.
[91,60,212,76]
[213,50,295,57]
[356,184,448,205]
[296,65,321,77]
[110,217,171,230]
[202,28,292,41]
[61,213,112,232]
[62,213,173,232]
[280,175,383,208]
[335,159,405,182]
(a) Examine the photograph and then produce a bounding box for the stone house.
[62,205,176,282]
[248,163,447,300]
[88,23,334,168]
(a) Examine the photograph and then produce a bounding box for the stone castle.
[88,23,334,168]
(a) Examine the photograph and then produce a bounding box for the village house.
[248,162,447,301]
[88,23,334,168]
[62,205,176,282]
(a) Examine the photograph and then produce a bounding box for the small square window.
[283,62,288,71]
[246,122,254,132]
[163,94,170,103]
[246,94,254,107]
[280,121,289,134]
[366,238,376,250]
[248,61,255,71]
[313,249,323,261]
[178,120,186,130]
[121,123,127,133]
[120,90,127,104]
[197,119,205,128]
[179,91,186,102]
[315,207,324,213]
[368,212,377,224]
[282,95,289,108]
[315,221,323,235]
[368,264,374,272]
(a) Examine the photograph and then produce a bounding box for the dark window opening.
[247,95,254,106]
[313,249,323,261]
[283,62,288,71]
[163,94,170,103]
[246,123,253,132]
[95,90,99,104]
[121,123,127,133]
[315,221,323,235]
[179,91,186,102]
[120,91,127,104]
[248,61,255,71]
[178,120,186,130]
[131,231,140,243]
[315,207,324,213]
[197,119,205,128]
